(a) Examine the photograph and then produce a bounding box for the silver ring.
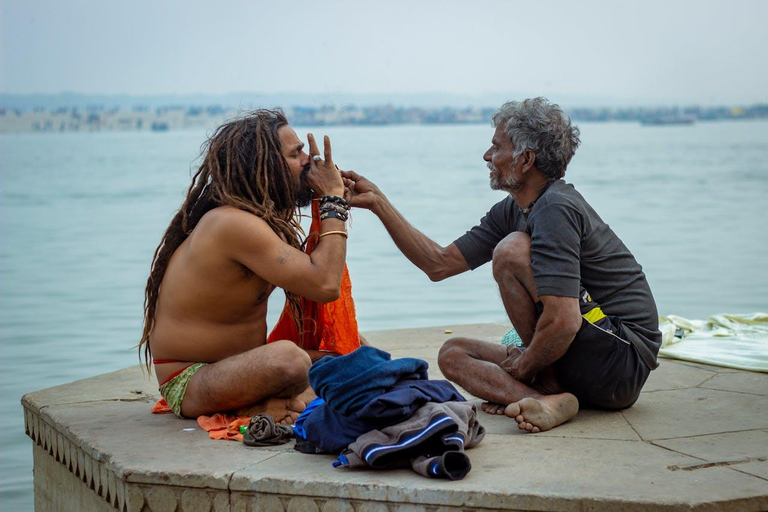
[312,155,322,162]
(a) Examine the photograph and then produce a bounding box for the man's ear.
[521,149,536,173]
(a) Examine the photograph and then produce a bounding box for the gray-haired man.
[342,97,661,433]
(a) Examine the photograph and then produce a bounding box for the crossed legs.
[181,340,315,424]
[437,232,578,432]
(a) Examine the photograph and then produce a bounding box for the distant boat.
[151,122,169,132]
[640,116,695,126]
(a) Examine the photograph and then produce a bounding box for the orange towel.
[151,399,248,441]
[151,398,172,414]
[267,199,361,355]
[197,413,251,442]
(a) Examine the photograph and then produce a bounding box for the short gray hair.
[492,97,581,180]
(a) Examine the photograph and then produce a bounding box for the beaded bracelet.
[320,210,348,222]
[319,202,349,215]
[319,195,349,208]
[319,202,351,213]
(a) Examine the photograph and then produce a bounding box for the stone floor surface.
[22,323,768,511]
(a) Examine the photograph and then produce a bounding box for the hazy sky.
[2,0,767,105]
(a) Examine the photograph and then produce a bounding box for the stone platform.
[21,324,768,511]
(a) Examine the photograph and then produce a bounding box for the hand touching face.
[305,133,344,199]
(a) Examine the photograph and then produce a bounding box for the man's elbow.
[315,284,341,303]
[425,246,465,282]
[559,312,583,339]
[425,257,455,282]
[426,268,449,282]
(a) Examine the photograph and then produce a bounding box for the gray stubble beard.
[488,161,523,195]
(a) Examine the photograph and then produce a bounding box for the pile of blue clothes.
[293,346,485,480]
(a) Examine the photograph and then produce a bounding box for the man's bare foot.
[295,386,317,405]
[234,396,306,425]
[504,393,579,433]
[481,402,506,415]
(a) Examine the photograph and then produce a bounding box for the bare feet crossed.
[481,402,506,415]
[504,393,579,433]
[235,395,308,425]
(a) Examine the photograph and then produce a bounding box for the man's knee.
[492,232,532,282]
[265,340,311,390]
[438,337,471,380]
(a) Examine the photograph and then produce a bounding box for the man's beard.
[295,164,313,208]
[488,161,523,194]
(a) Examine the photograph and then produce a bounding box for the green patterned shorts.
[158,363,206,418]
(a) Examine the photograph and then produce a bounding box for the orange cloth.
[267,200,361,355]
[151,398,172,414]
[197,414,251,442]
[151,399,248,442]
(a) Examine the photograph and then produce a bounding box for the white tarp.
[658,313,768,373]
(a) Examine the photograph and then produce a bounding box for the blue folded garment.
[309,346,428,415]
[292,396,325,440]
[297,379,465,453]
[296,347,466,454]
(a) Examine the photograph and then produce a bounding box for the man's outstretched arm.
[341,170,469,281]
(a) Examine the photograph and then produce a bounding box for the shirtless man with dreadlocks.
[139,109,348,423]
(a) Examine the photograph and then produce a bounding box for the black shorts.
[553,316,651,410]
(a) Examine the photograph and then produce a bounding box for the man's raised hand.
[341,170,381,210]
[307,133,344,198]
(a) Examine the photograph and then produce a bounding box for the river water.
[2,120,767,508]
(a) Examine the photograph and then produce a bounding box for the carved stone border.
[228,493,506,512]
[24,406,129,511]
[23,406,504,512]
[124,484,230,512]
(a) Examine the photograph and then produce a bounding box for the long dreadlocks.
[138,109,306,368]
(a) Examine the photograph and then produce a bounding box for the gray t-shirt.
[454,179,661,357]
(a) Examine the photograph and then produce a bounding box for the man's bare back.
[139,111,349,423]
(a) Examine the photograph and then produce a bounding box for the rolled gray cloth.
[243,413,294,447]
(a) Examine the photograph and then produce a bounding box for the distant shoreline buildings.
[1,103,766,134]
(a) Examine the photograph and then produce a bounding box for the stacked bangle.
[320,210,348,222]
[320,196,349,208]
[319,195,350,222]
[320,202,347,215]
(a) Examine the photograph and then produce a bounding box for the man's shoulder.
[537,180,589,210]
[196,206,273,242]
[545,179,580,199]
[201,205,268,227]
[473,194,518,232]
[527,181,591,235]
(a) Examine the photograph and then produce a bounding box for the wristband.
[319,195,349,208]
[320,210,348,222]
